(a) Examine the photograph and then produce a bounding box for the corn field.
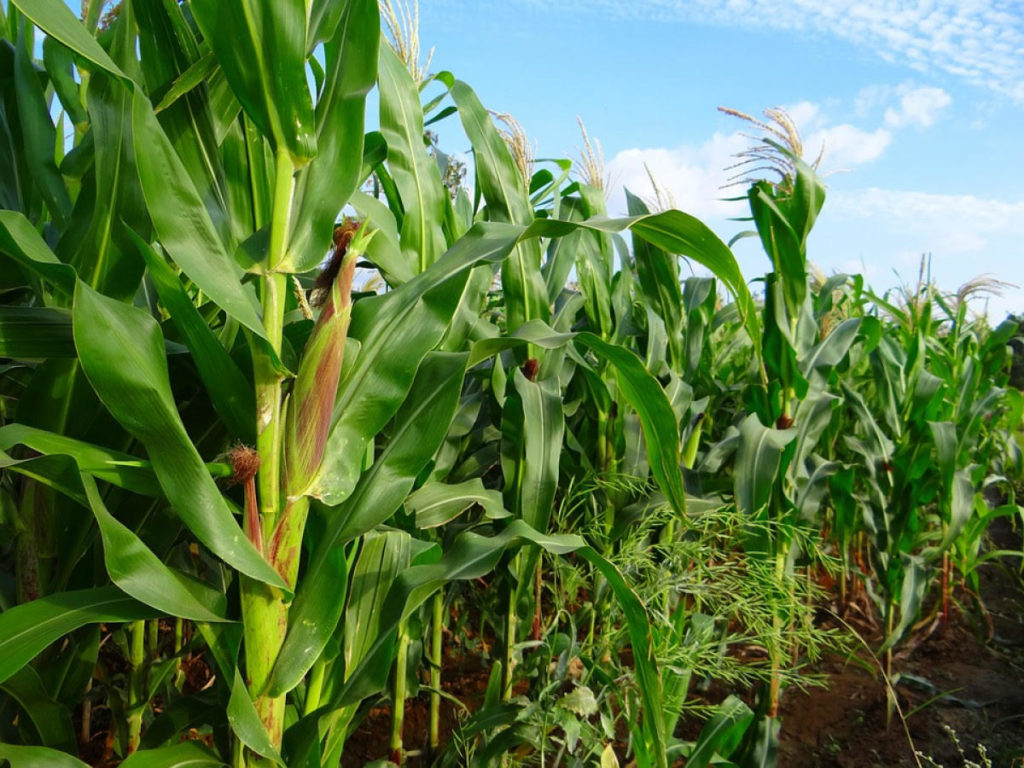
[0,2,1021,767]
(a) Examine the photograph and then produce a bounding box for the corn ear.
[284,222,375,497]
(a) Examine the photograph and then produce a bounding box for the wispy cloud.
[807,124,892,168]
[855,82,954,128]
[828,188,1024,253]
[883,86,952,128]
[523,0,1024,101]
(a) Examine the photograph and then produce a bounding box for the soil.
[341,646,494,767]
[779,519,1024,768]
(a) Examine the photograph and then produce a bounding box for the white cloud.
[607,131,750,219]
[883,86,952,128]
[806,124,891,169]
[524,0,1024,102]
[829,188,1024,247]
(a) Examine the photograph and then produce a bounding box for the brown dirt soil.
[780,521,1024,768]
[341,646,495,767]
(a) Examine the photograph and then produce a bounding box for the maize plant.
[0,2,1021,768]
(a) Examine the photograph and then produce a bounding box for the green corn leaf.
[0,209,76,295]
[1,666,76,751]
[502,368,563,532]
[944,470,975,552]
[42,37,87,126]
[0,743,90,768]
[14,21,71,227]
[749,183,806,317]
[928,420,957,488]
[307,0,347,50]
[80,473,231,622]
[350,189,410,285]
[798,317,861,379]
[625,211,761,355]
[12,0,127,81]
[67,73,148,303]
[789,392,839,475]
[789,152,827,242]
[119,742,227,768]
[451,81,530,225]
[228,668,283,765]
[131,232,256,443]
[329,350,468,540]
[286,0,378,273]
[735,713,779,768]
[343,530,412,675]
[453,79,546,331]
[0,306,75,358]
[627,191,684,371]
[685,695,754,768]
[794,457,841,522]
[191,0,315,164]
[71,281,285,590]
[575,332,687,517]
[880,555,929,652]
[0,448,231,621]
[467,319,575,367]
[0,587,157,685]
[131,88,265,338]
[734,414,795,520]
[152,50,217,113]
[409,478,509,529]
[133,0,235,244]
[572,220,615,340]
[0,424,162,496]
[0,453,90,506]
[519,213,759,355]
[377,42,447,275]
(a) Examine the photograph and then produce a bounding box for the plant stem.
[390,623,410,765]
[172,618,184,690]
[503,577,518,701]
[127,620,146,753]
[254,271,287,532]
[241,151,295,765]
[941,551,950,626]
[429,590,444,752]
[768,542,789,718]
[885,607,895,727]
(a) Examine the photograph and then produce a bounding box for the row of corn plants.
[0,2,1020,767]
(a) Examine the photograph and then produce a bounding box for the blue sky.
[411,0,1024,320]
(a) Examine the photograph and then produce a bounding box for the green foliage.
[0,5,1018,768]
